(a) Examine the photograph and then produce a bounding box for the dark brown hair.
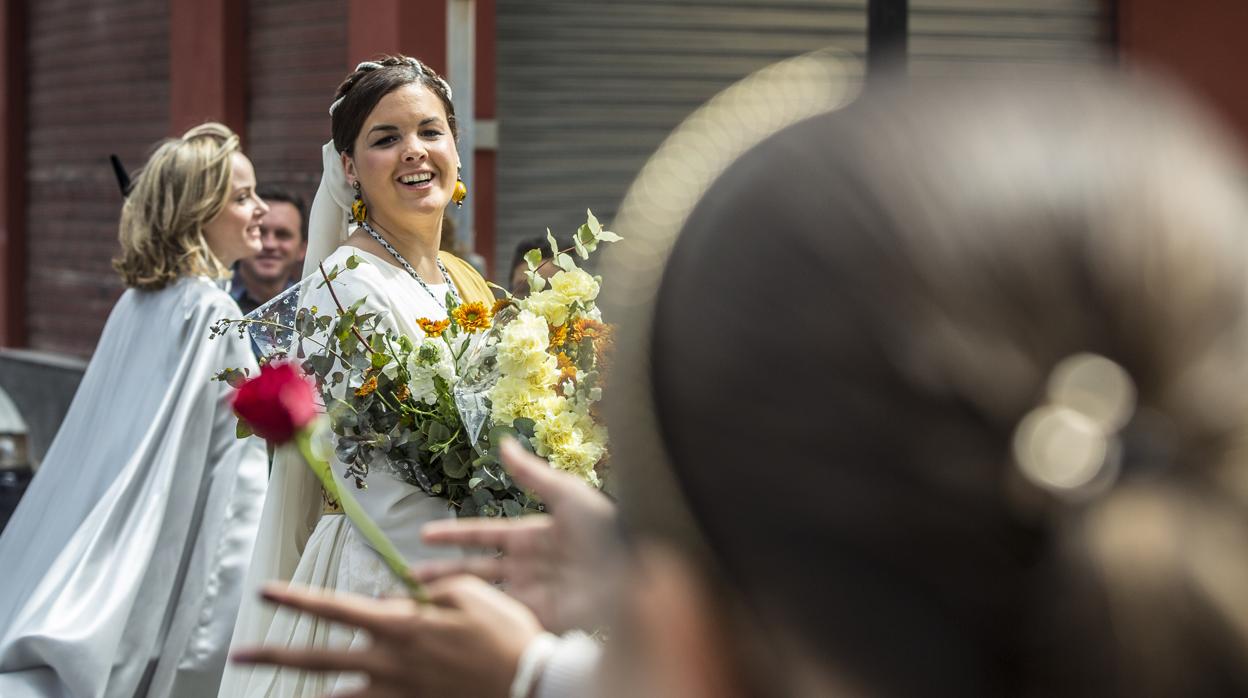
[256,184,307,241]
[330,54,457,154]
[639,75,1248,696]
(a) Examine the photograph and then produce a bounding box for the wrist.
[509,632,560,698]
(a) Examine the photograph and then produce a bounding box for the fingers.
[421,515,551,548]
[425,574,500,607]
[500,438,587,508]
[231,645,384,675]
[409,556,506,584]
[259,583,413,637]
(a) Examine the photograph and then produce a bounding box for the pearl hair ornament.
[1012,353,1137,500]
[328,57,453,116]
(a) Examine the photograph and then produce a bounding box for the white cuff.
[510,632,561,698]
[533,632,602,698]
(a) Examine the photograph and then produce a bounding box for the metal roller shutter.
[495,0,868,277]
[909,0,1112,78]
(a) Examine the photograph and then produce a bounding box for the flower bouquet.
[213,211,620,519]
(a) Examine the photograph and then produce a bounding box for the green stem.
[319,262,374,355]
[294,430,429,603]
[221,318,350,365]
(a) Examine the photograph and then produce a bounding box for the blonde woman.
[0,123,269,698]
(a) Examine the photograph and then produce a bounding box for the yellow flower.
[452,301,492,333]
[417,317,450,337]
[498,310,551,370]
[524,290,570,327]
[393,383,411,402]
[533,410,606,485]
[569,318,611,345]
[549,323,568,348]
[556,352,577,384]
[354,375,378,397]
[549,268,599,305]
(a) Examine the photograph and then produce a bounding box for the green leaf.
[236,419,254,439]
[597,230,622,243]
[428,421,452,444]
[349,297,367,313]
[488,425,520,448]
[546,228,560,257]
[512,418,537,439]
[442,450,471,478]
[346,254,361,269]
[502,499,523,517]
[222,367,248,389]
[523,248,543,270]
[371,352,392,369]
[526,270,547,293]
[556,253,576,272]
[574,224,592,258]
[586,209,602,236]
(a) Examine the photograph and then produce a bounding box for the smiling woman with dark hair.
[219,56,494,698]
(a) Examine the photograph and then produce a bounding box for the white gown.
[219,248,463,697]
[0,276,269,698]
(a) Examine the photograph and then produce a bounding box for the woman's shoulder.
[129,276,236,318]
[437,252,494,306]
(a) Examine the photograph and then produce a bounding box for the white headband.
[327,58,453,116]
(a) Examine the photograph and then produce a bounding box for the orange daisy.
[549,322,568,348]
[354,374,379,398]
[417,317,451,337]
[570,318,611,345]
[556,352,578,384]
[452,301,492,333]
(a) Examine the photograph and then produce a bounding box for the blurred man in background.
[231,185,307,315]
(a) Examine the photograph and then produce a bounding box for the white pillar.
[447,0,476,252]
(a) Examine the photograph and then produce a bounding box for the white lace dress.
[219,248,464,697]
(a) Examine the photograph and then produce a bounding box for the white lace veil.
[218,139,354,694]
[303,140,355,276]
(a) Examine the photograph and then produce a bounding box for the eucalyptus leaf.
[442,450,470,478]
[512,418,536,439]
[335,438,360,463]
[574,231,589,259]
[546,228,560,258]
[523,248,543,270]
[346,254,361,269]
[236,419,254,439]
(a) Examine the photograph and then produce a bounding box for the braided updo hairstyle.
[330,55,457,155]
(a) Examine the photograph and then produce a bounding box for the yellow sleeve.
[438,252,496,306]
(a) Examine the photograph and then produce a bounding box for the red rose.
[231,362,318,443]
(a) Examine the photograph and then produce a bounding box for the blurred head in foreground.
[605,73,1248,697]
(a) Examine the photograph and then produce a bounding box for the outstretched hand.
[412,439,621,633]
[232,575,542,698]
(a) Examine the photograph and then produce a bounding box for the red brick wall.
[1119,0,1248,154]
[246,0,347,206]
[26,0,169,357]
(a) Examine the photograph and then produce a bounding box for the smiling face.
[202,152,268,268]
[239,200,305,283]
[342,83,460,231]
